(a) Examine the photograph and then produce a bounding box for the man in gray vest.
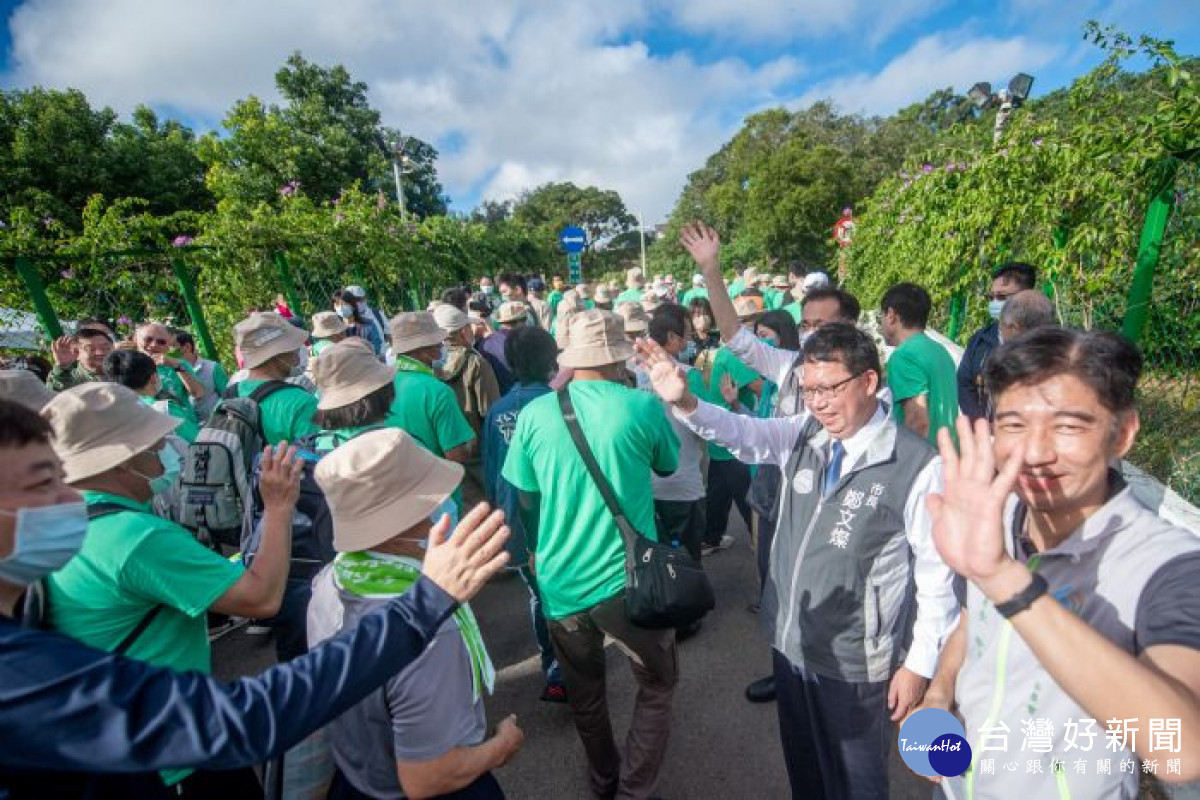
[638,318,958,796]
[917,327,1200,799]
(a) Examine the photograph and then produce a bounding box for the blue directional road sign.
[559,226,587,254]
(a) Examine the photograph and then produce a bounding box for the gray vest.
[946,479,1200,800]
[762,409,936,683]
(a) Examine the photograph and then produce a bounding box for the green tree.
[199,53,447,215]
[106,106,211,216]
[512,181,636,250]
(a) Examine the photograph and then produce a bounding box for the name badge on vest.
[792,468,815,495]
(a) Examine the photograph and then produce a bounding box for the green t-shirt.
[47,492,244,671]
[704,347,759,461]
[728,279,745,298]
[681,287,709,306]
[547,290,564,314]
[236,379,320,446]
[157,361,195,411]
[887,332,960,445]
[616,288,643,305]
[783,301,802,323]
[313,423,385,453]
[143,395,200,444]
[211,361,230,398]
[310,338,336,358]
[764,288,785,310]
[502,380,679,619]
[385,369,476,458]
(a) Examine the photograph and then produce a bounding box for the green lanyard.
[394,354,434,376]
[333,551,495,701]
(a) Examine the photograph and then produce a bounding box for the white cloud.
[791,33,1062,116]
[3,0,805,222]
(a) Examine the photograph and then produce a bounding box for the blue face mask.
[758,336,778,348]
[401,498,460,551]
[0,502,89,586]
[151,446,182,497]
[987,299,1006,321]
[432,343,450,371]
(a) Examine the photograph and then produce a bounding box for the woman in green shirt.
[309,338,398,453]
[105,350,201,443]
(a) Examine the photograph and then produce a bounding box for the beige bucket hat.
[771,274,790,289]
[388,312,445,354]
[433,305,470,334]
[640,291,662,313]
[575,284,592,300]
[0,370,56,410]
[311,339,395,411]
[626,267,644,287]
[593,286,613,304]
[557,310,634,369]
[42,383,180,483]
[316,428,464,552]
[311,311,348,339]
[495,301,529,325]
[235,312,308,369]
[616,301,649,335]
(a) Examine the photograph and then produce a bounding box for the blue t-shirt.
[481,382,551,562]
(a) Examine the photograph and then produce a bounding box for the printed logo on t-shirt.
[792,468,814,495]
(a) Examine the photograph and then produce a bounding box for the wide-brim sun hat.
[311,311,348,339]
[557,309,635,368]
[616,302,650,334]
[771,274,790,289]
[42,383,181,483]
[495,301,529,325]
[641,291,663,312]
[0,369,56,411]
[734,295,765,321]
[311,339,395,411]
[235,312,309,369]
[388,312,446,354]
[316,428,464,552]
[433,304,471,334]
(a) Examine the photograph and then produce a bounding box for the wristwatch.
[995,571,1048,619]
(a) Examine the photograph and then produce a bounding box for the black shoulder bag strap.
[87,502,165,655]
[556,388,640,560]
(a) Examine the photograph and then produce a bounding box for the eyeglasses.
[988,292,1016,303]
[141,337,169,346]
[801,372,864,402]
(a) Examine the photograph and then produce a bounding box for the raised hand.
[719,372,739,407]
[679,222,721,274]
[258,443,304,512]
[51,335,77,367]
[926,416,1024,590]
[634,337,694,409]
[423,502,511,603]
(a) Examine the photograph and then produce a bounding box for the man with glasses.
[957,261,1036,421]
[661,222,958,800]
[136,323,206,410]
[47,328,114,392]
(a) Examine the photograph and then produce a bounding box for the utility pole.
[638,211,647,273]
[391,135,412,220]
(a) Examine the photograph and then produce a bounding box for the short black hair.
[75,327,113,344]
[505,326,557,384]
[0,398,54,447]
[803,287,861,323]
[78,317,112,331]
[468,295,493,317]
[802,322,882,378]
[312,381,396,431]
[174,331,195,350]
[880,282,931,329]
[648,303,688,346]
[498,273,527,294]
[740,287,763,299]
[993,261,1037,290]
[985,327,1141,415]
[755,310,801,351]
[687,296,714,319]
[441,288,470,311]
[105,349,157,391]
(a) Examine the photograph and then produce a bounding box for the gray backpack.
[177,381,297,548]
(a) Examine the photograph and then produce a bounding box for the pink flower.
[279,181,300,197]
[334,213,346,222]
[172,235,194,247]
[61,269,74,279]
[1032,138,1044,147]
[117,315,132,326]
[921,164,933,173]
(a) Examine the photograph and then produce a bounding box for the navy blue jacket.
[0,576,455,798]
[956,322,1001,421]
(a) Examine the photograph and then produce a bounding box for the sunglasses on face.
[142,337,169,346]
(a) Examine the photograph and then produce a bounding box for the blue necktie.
[824,440,844,497]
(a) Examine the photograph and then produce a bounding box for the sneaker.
[540,684,569,704]
[700,534,735,556]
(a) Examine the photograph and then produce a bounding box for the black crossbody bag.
[557,388,714,629]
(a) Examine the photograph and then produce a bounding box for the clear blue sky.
[2,0,1197,221]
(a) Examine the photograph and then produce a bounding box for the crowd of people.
[0,220,1198,800]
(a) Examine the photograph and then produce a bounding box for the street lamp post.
[390,135,416,220]
[638,211,647,273]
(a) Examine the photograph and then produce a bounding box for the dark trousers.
[175,767,263,799]
[327,767,504,799]
[756,513,776,587]
[548,594,678,800]
[261,576,312,662]
[654,498,707,562]
[772,650,890,800]
[703,458,751,546]
[517,565,563,686]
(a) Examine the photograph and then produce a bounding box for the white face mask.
[398,499,459,551]
[432,343,450,370]
[290,348,308,378]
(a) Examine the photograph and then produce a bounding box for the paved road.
[213,515,936,799]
